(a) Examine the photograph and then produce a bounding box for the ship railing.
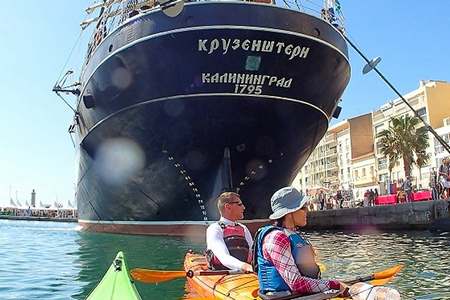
[82,0,344,62]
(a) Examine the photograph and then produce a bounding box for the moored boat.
[55,0,350,236]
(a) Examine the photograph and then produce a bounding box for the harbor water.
[1,219,449,300]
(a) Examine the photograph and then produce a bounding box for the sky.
[0,1,449,207]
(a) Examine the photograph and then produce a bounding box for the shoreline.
[0,215,77,223]
[305,199,450,231]
[3,200,449,232]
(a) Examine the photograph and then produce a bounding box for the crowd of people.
[204,188,399,299]
[430,157,450,200]
[304,189,354,211]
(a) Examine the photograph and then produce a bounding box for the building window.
[376,141,383,154]
[444,117,450,126]
[378,158,387,170]
[435,133,450,154]
[362,168,366,176]
[355,170,359,178]
[417,107,427,121]
[417,107,427,116]
[374,124,383,134]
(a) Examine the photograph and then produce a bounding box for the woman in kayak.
[254,187,348,298]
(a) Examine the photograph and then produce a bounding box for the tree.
[377,115,430,178]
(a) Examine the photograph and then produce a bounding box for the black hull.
[75,2,350,233]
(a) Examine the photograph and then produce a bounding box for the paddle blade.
[369,265,403,286]
[318,262,326,273]
[370,276,396,286]
[373,264,403,280]
[130,268,186,283]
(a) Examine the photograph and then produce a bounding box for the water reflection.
[72,231,204,299]
[306,230,450,300]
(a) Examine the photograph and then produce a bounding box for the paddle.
[345,264,403,285]
[131,264,402,286]
[130,268,248,283]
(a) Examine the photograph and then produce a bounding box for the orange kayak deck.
[184,252,259,300]
[183,252,352,300]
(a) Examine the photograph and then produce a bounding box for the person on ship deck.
[254,187,348,298]
[205,192,254,272]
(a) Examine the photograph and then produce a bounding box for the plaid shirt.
[262,230,340,294]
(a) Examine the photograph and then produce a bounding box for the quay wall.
[4,202,450,233]
[0,215,77,223]
[305,199,450,231]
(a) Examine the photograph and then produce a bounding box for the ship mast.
[322,0,344,32]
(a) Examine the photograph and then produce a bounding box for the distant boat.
[57,0,350,235]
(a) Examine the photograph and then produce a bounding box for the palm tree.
[377,115,430,178]
[416,150,430,183]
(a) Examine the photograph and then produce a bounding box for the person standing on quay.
[403,177,412,202]
[439,158,450,199]
[318,190,325,210]
[430,167,438,200]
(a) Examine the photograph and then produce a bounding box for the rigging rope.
[55,29,85,84]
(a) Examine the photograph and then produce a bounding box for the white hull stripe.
[79,25,349,102]
[83,92,330,143]
[78,219,270,225]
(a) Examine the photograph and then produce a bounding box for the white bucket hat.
[269,187,308,220]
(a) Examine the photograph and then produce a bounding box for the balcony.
[326,162,338,170]
[353,176,377,187]
[324,150,337,157]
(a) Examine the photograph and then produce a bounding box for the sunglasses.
[228,201,244,206]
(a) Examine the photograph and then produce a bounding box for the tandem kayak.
[86,251,142,300]
[183,252,401,300]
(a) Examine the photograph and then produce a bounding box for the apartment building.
[293,125,339,194]
[293,80,450,200]
[373,80,450,190]
[347,114,377,201]
[294,113,374,202]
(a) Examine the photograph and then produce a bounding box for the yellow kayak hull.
[184,252,349,300]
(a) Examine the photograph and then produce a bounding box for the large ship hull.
[76,1,350,236]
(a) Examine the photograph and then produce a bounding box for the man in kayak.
[254,187,348,298]
[206,192,254,272]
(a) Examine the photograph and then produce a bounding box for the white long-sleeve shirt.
[206,217,254,270]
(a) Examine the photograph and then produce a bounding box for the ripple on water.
[1,220,450,299]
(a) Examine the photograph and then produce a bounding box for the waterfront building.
[293,80,450,201]
[293,123,338,195]
[294,113,374,205]
[434,122,450,168]
[373,80,450,191]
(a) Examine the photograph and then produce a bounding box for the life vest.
[206,222,251,270]
[254,225,321,295]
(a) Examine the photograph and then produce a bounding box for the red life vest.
[206,222,251,270]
